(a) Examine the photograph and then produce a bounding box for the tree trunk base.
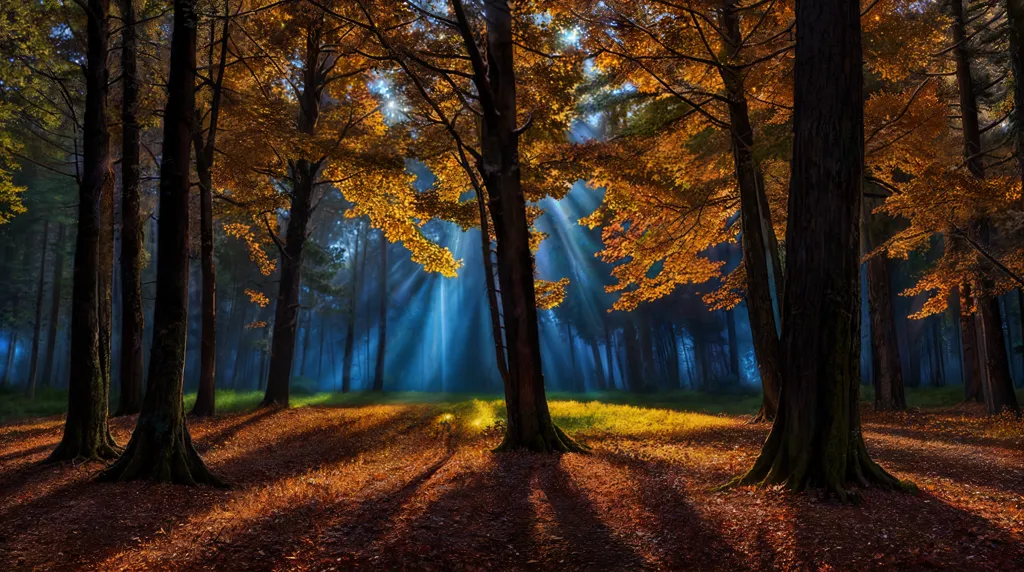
[748,404,774,424]
[724,422,911,502]
[191,397,215,418]
[494,423,589,453]
[98,418,226,487]
[45,431,122,463]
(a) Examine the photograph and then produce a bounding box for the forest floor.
[0,394,1022,571]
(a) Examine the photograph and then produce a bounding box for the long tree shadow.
[354,451,542,570]
[532,458,651,569]
[1,407,435,571]
[863,422,1023,451]
[789,487,1024,569]
[865,436,1024,495]
[598,449,747,570]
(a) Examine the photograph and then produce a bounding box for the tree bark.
[372,235,387,391]
[733,0,900,499]
[191,2,229,417]
[100,0,222,485]
[27,222,50,399]
[863,197,906,410]
[719,1,783,422]
[466,0,581,451]
[48,0,120,462]
[42,224,66,388]
[116,0,144,416]
[262,21,325,407]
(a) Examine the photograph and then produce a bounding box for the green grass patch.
[3,385,1022,425]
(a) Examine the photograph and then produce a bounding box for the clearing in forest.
[0,397,1022,571]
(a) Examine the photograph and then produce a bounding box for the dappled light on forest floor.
[1,400,1022,570]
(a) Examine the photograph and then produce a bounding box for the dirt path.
[0,404,1021,570]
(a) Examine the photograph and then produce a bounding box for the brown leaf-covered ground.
[0,400,1022,571]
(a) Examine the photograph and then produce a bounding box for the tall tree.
[48,0,120,462]
[116,0,144,417]
[191,0,232,417]
[863,197,906,411]
[41,224,66,388]
[101,0,222,485]
[733,0,901,499]
[26,221,49,399]
[372,234,387,392]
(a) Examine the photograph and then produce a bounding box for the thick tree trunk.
[116,0,144,416]
[372,236,387,391]
[48,0,120,462]
[734,0,900,499]
[100,0,222,485]
[27,222,50,399]
[469,0,581,452]
[720,2,783,422]
[42,224,66,388]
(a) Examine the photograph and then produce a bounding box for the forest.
[0,0,1022,569]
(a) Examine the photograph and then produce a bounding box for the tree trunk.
[372,235,387,391]
[42,224,66,388]
[977,234,1021,415]
[726,308,739,378]
[191,2,229,417]
[262,22,324,407]
[1007,0,1024,211]
[27,222,50,399]
[98,149,114,410]
[720,1,783,421]
[100,0,222,485]
[863,197,906,410]
[2,332,17,387]
[342,222,366,393]
[603,320,616,388]
[960,284,983,400]
[589,338,607,390]
[48,0,120,462]
[116,0,144,416]
[469,0,580,452]
[734,0,900,499]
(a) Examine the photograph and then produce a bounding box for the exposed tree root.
[98,418,226,487]
[45,429,122,464]
[721,423,912,503]
[494,422,589,453]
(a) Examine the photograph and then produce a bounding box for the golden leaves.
[223,222,277,276]
[536,277,571,310]
[245,289,271,308]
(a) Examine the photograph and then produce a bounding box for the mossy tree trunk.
[100,0,222,486]
[48,0,120,463]
[733,0,901,500]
